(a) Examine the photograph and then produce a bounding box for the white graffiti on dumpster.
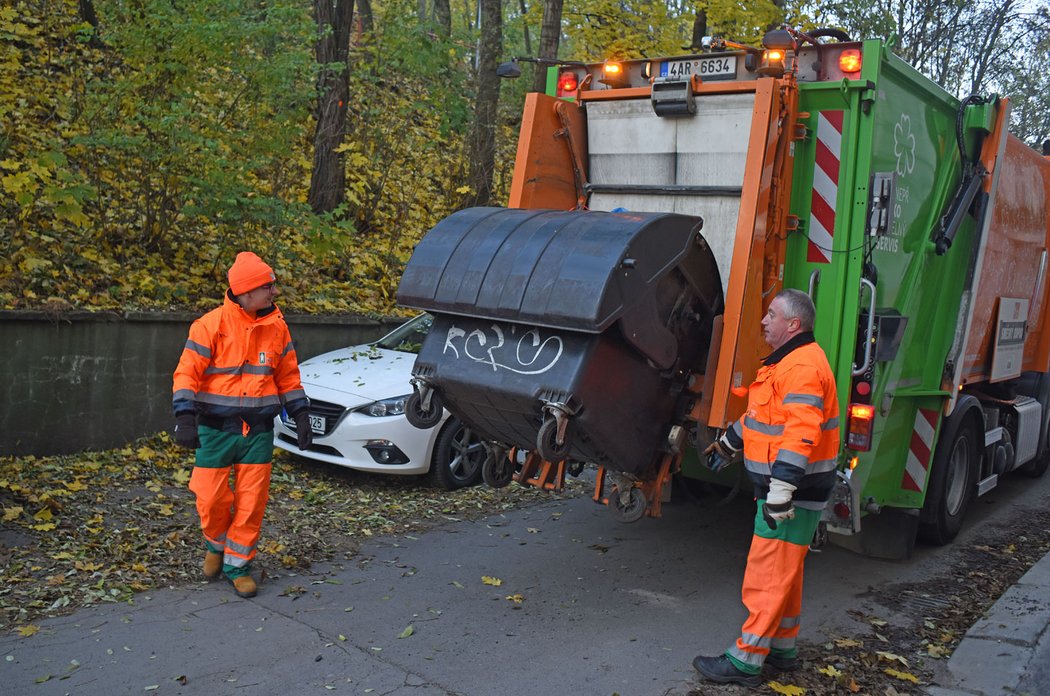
[442,322,563,374]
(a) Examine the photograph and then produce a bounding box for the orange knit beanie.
[227,252,275,295]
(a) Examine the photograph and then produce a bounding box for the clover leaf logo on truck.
[894,113,916,176]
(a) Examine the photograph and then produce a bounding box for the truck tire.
[918,416,979,545]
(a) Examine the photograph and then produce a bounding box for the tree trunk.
[357,0,374,34]
[308,0,355,215]
[468,0,502,207]
[435,0,452,36]
[689,8,707,52]
[78,0,105,47]
[531,0,563,93]
[519,0,532,57]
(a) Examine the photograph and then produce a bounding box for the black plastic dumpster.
[396,207,723,478]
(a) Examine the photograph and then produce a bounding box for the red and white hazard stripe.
[807,111,843,264]
[902,407,939,492]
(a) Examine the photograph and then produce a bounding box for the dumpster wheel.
[405,389,444,429]
[536,418,572,462]
[609,486,647,523]
[482,447,515,488]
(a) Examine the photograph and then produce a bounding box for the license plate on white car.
[660,55,736,80]
[309,414,325,434]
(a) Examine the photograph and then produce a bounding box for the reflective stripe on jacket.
[172,293,308,425]
[733,336,840,509]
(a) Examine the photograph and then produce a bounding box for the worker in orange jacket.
[693,288,841,687]
[172,252,312,598]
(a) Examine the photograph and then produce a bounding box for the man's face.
[762,297,799,350]
[239,281,279,314]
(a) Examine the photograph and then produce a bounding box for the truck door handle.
[853,278,876,377]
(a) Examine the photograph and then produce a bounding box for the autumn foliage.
[2,0,808,316]
[1,0,502,315]
[10,1,1037,317]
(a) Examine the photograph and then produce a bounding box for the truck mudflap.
[397,207,724,481]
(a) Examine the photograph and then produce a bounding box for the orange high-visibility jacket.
[173,294,308,429]
[725,334,840,510]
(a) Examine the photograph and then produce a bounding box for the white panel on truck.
[586,92,756,296]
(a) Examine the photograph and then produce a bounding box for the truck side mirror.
[496,61,522,79]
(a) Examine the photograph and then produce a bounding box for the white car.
[274,314,485,489]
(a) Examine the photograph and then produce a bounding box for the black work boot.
[765,652,800,672]
[692,654,762,687]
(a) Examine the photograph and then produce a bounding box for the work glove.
[174,413,200,450]
[293,410,314,451]
[703,432,740,473]
[762,478,797,530]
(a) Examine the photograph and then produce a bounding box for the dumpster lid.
[396,207,705,333]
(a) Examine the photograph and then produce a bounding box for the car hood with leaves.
[296,345,417,404]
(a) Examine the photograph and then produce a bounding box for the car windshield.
[375,313,433,354]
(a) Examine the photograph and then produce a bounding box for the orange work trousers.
[189,462,271,574]
[727,504,821,672]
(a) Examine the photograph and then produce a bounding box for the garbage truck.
[395,27,1050,558]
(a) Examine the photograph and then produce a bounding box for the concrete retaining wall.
[0,310,405,456]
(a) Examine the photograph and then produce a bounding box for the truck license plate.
[660,55,736,80]
[309,414,325,434]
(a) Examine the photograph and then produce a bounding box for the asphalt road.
[3,472,1047,695]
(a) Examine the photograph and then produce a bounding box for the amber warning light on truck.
[600,61,629,88]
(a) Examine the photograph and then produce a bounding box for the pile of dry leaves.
[0,433,580,634]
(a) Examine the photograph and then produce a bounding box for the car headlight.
[358,395,409,417]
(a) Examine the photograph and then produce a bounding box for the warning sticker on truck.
[991,298,1028,382]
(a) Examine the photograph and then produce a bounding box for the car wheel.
[429,418,485,490]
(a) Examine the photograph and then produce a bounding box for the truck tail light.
[557,71,579,97]
[847,403,875,451]
[839,49,862,74]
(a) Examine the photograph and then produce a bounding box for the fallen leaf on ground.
[927,643,950,658]
[884,668,919,683]
[876,651,909,667]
